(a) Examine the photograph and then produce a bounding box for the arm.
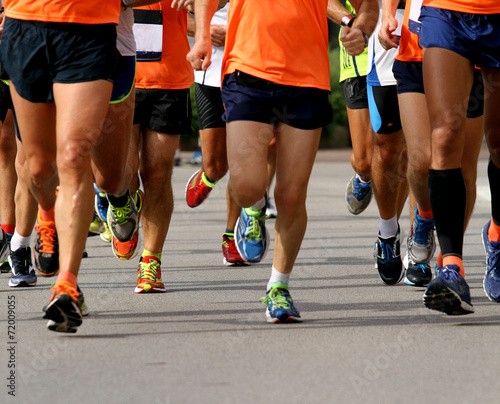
[328,0,379,57]
[186,0,220,71]
[378,0,400,50]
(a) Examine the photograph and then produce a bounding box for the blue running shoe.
[235,207,269,263]
[94,184,109,223]
[345,175,373,215]
[259,283,302,323]
[482,220,500,302]
[423,265,474,315]
[374,228,403,285]
[8,247,37,287]
[407,206,436,264]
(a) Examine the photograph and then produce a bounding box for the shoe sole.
[8,279,37,287]
[267,315,303,324]
[134,286,166,294]
[43,295,82,333]
[375,262,404,285]
[423,281,474,315]
[404,277,431,287]
[185,169,211,208]
[234,216,270,264]
[345,175,373,216]
[223,257,250,266]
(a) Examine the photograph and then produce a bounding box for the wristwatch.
[122,0,135,8]
[341,13,356,28]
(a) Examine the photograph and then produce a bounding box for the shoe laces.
[35,222,57,254]
[110,200,132,226]
[413,215,434,245]
[352,178,371,201]
[10,248,31,273]
[50,281,79,303]
[377,236,399,263]
[259,287,291,310]
[244,210,265,241]
[139,258,160,282]
[193,178,211,198]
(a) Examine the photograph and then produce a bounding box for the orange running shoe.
[34,212,59,277]
[135,255,166,294]
[43,281,82,333]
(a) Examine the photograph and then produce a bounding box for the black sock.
[107,192,131,208]
[488,157,500,226]
[428,168,466,257]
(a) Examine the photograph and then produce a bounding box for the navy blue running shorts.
[0,18,117,103]
[419,7,500,68]
[340,76,369,110]
[110,56,136,104]
[393,60,484,118]
[221,71,332,130]
[134,88,192,135]
[195,83,225,130]
[367,84,402,134]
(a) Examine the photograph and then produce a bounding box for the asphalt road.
[0,148,498,404]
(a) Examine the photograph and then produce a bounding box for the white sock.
[250,196,266,212]
[10,231,31,252]
[267,265,290,290]
[379,214,398,239]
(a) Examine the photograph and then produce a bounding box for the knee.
[57,138,94,173]
[274,186,305,217]
[28,160,58,189]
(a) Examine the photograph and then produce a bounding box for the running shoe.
[107,191,139,243]
[0,231,11,273]
[8,247,37,287]
[112,190,143,260]
[94,185,109,223]
[346,175,373,215]
[405,259,432,287]
[423,265,474,315]
[135,255,166,294]
[482,220,500,302]
[77,285,89,317]
[222,233,249,266]
[407,206,436,264]
[185,169,217,208]
[374,228,403,285]
[235,206,269,263]
[100,222,112,243]
[34,213,59,277]
[259,283,302,323]
[89,210,104,235]
[43,281,83,333]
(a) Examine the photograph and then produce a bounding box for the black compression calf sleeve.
[488,157,500,226]
[428,168,466,258]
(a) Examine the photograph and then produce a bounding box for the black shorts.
[367,84,402,134]
[0,81,13,123]
[110,55,135,104]
[340,76,368,110]
[393,60,484,118]
[195,83,225,130]
[134,88,192,135]
[222,71,332,130]
[0,18,117,103]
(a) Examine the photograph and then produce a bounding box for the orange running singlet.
[396,0,423,62]
[222,0,330,91]
[135,2,194,90]
[4,0,121,24]
[423,0,500,14]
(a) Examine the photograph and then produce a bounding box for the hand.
[187,39,212,71]
[171,0,194,12]
[378,16,399,50]
[340,27,367,57]
[210,25,226,47]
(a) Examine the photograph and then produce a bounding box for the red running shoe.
[222,233,249,266]
[185,169,216,208]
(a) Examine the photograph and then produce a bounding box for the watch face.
[341,15,353,27]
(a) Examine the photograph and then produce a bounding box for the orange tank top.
[422,0,500,14]
[135,2,194,90]
[396,0,423,62]
[4,0,120,24]
[222,0,330,91]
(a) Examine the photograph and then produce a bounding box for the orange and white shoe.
[135,255,166,294]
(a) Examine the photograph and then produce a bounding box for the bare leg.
[0,111,17,229]
[347,107,372,181]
